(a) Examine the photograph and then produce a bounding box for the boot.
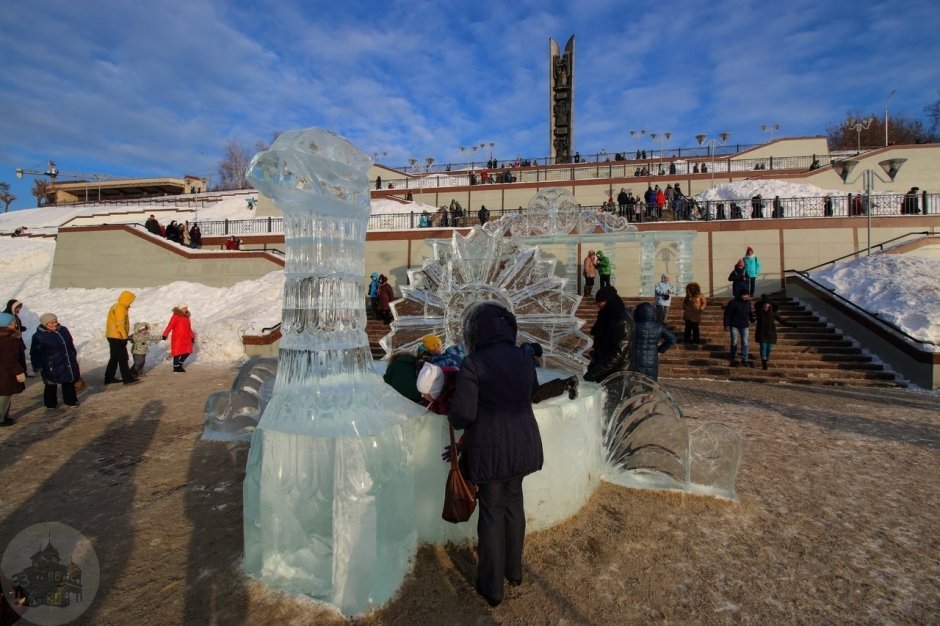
[584,286,592,298]
[173,365,186,373]
[762,359,768,370]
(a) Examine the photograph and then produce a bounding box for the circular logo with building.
[1,522,100,626]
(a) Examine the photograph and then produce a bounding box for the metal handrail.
[798,231,932,273]
[785,268,937,348]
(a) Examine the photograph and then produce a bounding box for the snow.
[1,187,937,374]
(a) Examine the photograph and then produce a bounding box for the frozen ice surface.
[203,357,277,441]
[242,129,426,616]
[600,371,741,498]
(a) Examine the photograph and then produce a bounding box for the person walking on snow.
[31,313,81,408]
[0,312,27,426]
[163,305,196,372]
[104,291,140,385]
[743,247,761,297]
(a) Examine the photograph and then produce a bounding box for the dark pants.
[599,274,611,289]
[476,477,526,603]
[44,382,77,408]
[684,320,701,344]
[105,337,133,383]
[582,276,595,297]
[131,353,147,375]
[173,353,190,369]
[748,277,757,297]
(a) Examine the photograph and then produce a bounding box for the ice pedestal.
[242,129,426,616]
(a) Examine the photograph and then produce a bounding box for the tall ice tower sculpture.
[242,129,425,616]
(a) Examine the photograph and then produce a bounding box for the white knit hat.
[416,362,444,399]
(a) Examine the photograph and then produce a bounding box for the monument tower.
[549,36,575,164]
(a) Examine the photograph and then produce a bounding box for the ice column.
[242,129,424,616]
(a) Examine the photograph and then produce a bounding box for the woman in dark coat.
[448,302,543,608]
[584,286,635,382]
[30,313,81,408]
[754,294,793,370]
[632,302,676,381]
[0,312,27,426]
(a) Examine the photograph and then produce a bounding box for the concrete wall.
[51,226,283,289]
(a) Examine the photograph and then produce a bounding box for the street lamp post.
[459,145,480,170]
[884,89,896,147]
[833,158,907,255]
[649,132,671,172]
[761,124,781,140]
[629,130,646,158]
[845,117,875,153]
[695,132,731,190]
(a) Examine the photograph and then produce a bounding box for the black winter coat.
[585,295,635,382]
[0,328,26,396]
[448,303,542,484]
[632,303,676,381]
[728,267,749,297]
[724,298,755,329]
[30,324,80,385]
[754,301,787,343]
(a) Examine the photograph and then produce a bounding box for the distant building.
[15,537,84,607]
[48,174,207,204]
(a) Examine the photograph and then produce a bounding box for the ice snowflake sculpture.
[380,219,592,373]
[203,357,276,440]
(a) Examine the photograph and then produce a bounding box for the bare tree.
[217,140,251,190]
[31,179,50,207]
[826,110,935,150]
[926,92,940,135]
[0,182,15,213]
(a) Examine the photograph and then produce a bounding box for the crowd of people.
[144,214,203,248]
[0,294,197,427]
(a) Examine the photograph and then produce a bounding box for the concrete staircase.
[581,294,904,388]
[364,294,905,388]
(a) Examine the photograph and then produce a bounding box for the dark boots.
[762,359,769,370]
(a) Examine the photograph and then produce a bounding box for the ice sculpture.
[381,218,592,373]
[203,357,277,441]
[242,129,427,616]
[600,371,741,499]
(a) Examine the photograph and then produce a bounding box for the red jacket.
[163,310,196,357]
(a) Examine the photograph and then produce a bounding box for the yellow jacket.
[105,291,136,339]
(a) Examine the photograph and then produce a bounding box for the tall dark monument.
[549,36,575,164]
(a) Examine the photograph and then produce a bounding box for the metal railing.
[178,192,938,235]
[797,231,932,273]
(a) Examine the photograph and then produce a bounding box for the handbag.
[74,377,87,392]
[442,425,477,524]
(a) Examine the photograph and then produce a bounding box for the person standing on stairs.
[682,282,707,346]
[743,246,761,297]
[653,274,675,324]
[754,294,795,370]
[596,251,612,289]
[723,292,755,367]
[582,250,597,297]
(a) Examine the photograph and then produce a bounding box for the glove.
[441,444,453,463]
[15,373,26,383]
[162,336,168,341]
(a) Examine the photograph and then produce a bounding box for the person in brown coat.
[376,274,395,324]
[0,312,27,426]
[682,282,708,345]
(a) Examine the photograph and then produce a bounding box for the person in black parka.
[632,302,676,381]
[448,302,543,608]
[30,313,81,408]
[584,286,635,382]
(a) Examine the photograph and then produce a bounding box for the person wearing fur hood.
[162,305,196,372]
[0,312,27,426]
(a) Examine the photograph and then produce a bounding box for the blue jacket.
[368,274,380,298]
[30,324,80,384]
[448,303,542,484]
[743,254,761,278]
[632,303,676,381]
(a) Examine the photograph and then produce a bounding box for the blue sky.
[2,0,938,211]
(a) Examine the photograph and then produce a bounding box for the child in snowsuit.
[129,322,162,376]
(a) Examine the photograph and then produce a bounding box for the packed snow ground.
[1,181,937,374]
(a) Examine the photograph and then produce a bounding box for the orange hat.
[422,335,443,353]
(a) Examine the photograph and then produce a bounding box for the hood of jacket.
[133,322,151,333]
[117,291,136,307]
[462,302,517,352]
[634,302,656,323]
